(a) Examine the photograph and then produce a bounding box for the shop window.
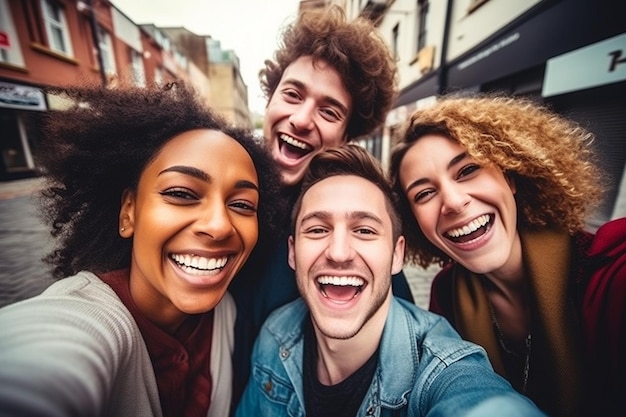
[0,112,34,173]
[40,0,73,56]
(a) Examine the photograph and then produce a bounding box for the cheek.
[320,126,347,148]
[237,217,259,248]
[413,206,439,238]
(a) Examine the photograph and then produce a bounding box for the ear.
[119,188,136,238]
[391,235,406,275]
[287,235,296,271]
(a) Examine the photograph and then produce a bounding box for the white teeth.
[317,276,364,286]
[279,133,309,150]
[171,254,227,271]
[447,215,490,238]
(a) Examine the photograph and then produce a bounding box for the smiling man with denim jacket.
[235,145,545,417]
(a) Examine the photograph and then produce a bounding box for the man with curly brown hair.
[229,5,414,408]
[389,93,626,417]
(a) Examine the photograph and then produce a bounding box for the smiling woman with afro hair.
[0,82,285,417]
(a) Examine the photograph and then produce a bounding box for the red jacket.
[582,217,626,410]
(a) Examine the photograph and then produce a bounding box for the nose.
[440,184,471,216]
[289,102,315,132]
[324,229,355,263]
[193,202,235,241]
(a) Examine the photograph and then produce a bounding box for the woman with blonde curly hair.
[389,94,626,417]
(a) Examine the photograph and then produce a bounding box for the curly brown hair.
[389,93,606,268]
[259,5,397,139]
[37,82,286,279]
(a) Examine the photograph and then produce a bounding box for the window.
[392,23,399,61]
[468,0,490,14]
[416,0,429,52]
[97,26,116,75]
[154,67,163,86]
[41,0,73,56]
[130,49,145,87]
[0,0,25,66]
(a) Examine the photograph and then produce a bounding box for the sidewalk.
[0,177,45,200]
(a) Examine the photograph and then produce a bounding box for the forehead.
[145,129,258,182]
[401,134,464,169]
[299,175,388,220]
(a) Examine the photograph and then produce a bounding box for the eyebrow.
[405,151,468,193]
[283,78,349,117]
[158,165,259,191]
[300,210,383,226]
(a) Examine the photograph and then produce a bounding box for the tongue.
[322,284,359,302]
[450,226,486,243]
[281,142,309,160]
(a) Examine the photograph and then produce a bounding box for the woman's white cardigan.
[0,271,235,417]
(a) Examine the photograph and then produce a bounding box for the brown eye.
[414,189,435,203]
[458,164,480,179]
[160,188,198,201]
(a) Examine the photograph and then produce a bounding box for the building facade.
[344,0,625,227]
[0,0,249,180]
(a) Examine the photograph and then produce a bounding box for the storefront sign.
[0,31,10,49]
[0,81,46,111]
[542,32,626,97]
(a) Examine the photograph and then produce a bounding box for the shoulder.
[587,217,626,257]
[390,298,484,362]
[251,299,307,356]
[0,272,152,416]
[262,298,307,339]
[41,270,124,302]
[0,271,139,347]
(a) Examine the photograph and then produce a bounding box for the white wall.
[447,0,542,61]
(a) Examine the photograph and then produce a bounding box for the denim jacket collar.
[265,297,416,413]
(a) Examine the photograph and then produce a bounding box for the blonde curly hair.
[389,94,606,268]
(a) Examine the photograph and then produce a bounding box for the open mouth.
[279,133,313,160]
[170,254,228,276]
[317,275,364,303]
[444,214,493,244]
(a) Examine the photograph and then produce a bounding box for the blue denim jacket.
[235,297,546,417]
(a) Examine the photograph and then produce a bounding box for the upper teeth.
[171,254,227,270]
[447,214,490,238]
[317,276,364,286]
[280,133,309,150]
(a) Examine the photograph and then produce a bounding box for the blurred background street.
[0,177,55,308]
[1,0,623,310]
[0,177,437,309]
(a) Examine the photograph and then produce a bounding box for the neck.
[314,297,390,386]
[484,232,525,299]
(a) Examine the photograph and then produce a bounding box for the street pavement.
[0,177,437,309]
[0,177,55,308]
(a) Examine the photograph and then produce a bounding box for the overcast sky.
[111,0,301,115]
